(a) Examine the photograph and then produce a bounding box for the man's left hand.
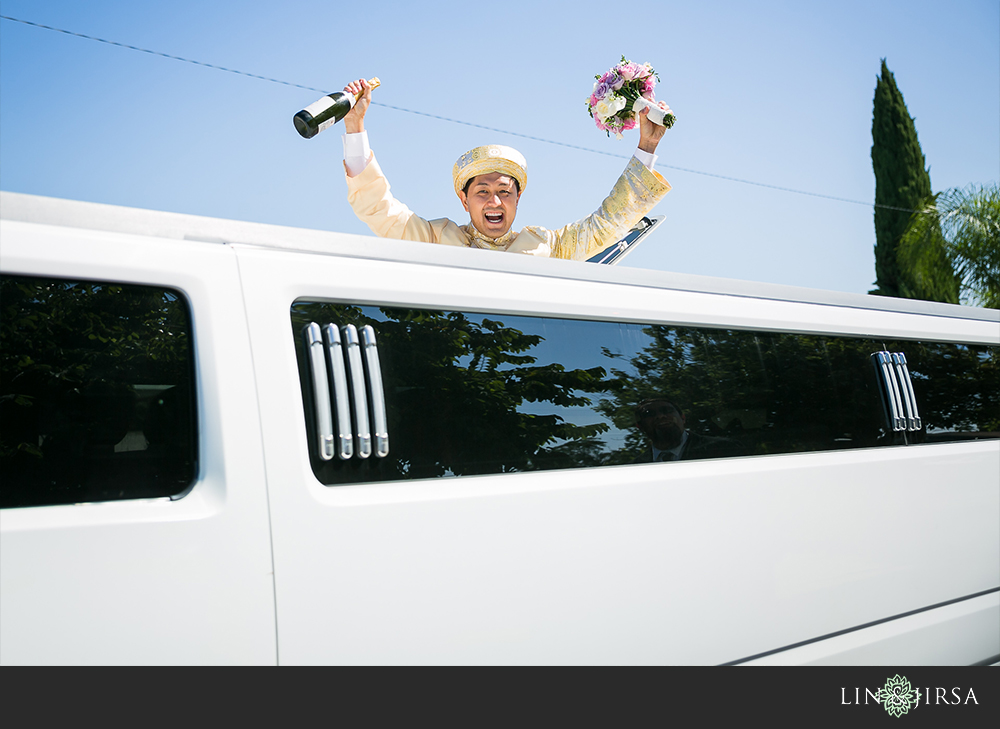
[637,105,669,154]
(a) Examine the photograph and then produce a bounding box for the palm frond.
[898,183,1000,308]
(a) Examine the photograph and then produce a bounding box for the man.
[633,398,743,463]
[340,78,671,260]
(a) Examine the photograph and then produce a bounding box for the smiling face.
[458,172,521,239]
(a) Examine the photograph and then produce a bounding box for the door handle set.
[305,322,389,460]
[871,350,922,432]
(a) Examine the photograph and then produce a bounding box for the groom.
[340,78,672,261]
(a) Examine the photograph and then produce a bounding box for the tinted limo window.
[291,302,998,485]
[1,275,197,508]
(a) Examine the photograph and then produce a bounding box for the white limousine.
[1,191,997,665]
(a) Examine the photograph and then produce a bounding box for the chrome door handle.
[323,324,354,459]
[360,325,389,458]
[304,323,335,460]
[342,324,372,459]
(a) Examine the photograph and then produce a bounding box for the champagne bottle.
[293,77,381,139]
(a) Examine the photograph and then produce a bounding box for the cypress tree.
[870,59,933,297]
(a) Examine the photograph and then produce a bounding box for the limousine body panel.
[234,242,999,665]
[1,192,997,664]
[0,218,277,665]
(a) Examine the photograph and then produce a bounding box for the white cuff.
[343,130,371,177]
[633,148,657,172]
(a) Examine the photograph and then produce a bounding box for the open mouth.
[484,211,504,226]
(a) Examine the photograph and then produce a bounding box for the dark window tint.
[291,302,998,485]
[1,275,197,508]
[902,342,1000,439]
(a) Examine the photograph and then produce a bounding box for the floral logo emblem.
[881,674,918,717]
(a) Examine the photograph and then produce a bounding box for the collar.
[652,430,689,462]
[463,224,518,250]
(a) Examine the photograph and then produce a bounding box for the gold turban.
[453,145,528,197]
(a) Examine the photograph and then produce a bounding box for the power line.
[1,14,926,215]
[0,15,329,94]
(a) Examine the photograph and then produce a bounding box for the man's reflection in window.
[633,398,743,462]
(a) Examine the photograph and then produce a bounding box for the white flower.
[594,93,626,121]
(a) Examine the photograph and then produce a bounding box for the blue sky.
[1,1,997,295]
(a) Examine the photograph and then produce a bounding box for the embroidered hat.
[453,145,528,197]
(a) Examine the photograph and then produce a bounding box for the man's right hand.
[343,78,371,134]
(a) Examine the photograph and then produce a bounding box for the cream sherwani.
[345,146,671,261]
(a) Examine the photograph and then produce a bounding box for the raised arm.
[340,82,448,244]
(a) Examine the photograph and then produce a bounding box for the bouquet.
[587,56,675,138]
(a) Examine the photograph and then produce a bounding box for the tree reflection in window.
[905,342,999,439]
[1,275,196,508]
[598,327,892,462]
[292,303,999,486]
[292,304,610,483]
